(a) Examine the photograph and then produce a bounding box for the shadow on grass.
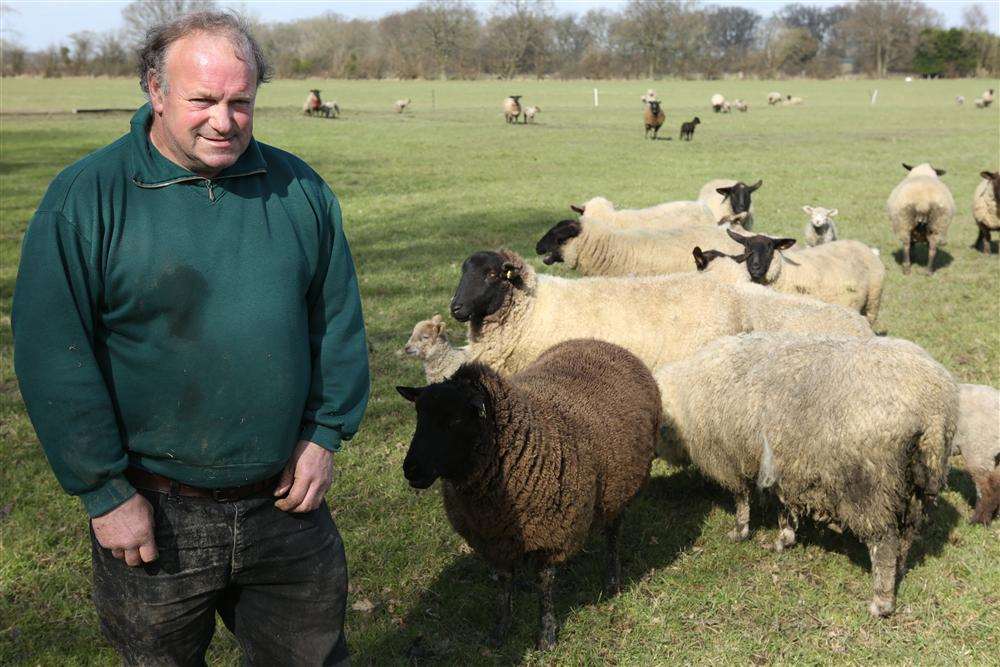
[365,467,711,664]
[947,466,977,519]
[890,246,954,272]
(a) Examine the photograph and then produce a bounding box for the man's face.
[148,31,256,177]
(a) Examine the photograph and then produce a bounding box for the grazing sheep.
[394,98,411,113]
[655,332,958,618]
[679,117,700,141]
[953,384,1000,525]
[956,95,965,106]
[302,89,322,116]
[711,93,726,112]
[982,88,995,107]
[733,99,748,112]
[503,95,523,124]
[449,250,871,376]
[697,178,762,230]
[398,338,660,649]
[974,98,986,108]
[705,231,887,325]
[972,170,1000,254]
[536,216,747,277]
[767,91,783,106]
[570,196,716,230]
[644,100,665,139]
[784,95,804,106]
[887,162,955,274]
[399,315,468,383]
[318,101,340,118]
[641,89,658,105]
[524,105,540,122]
[802,205,839,246]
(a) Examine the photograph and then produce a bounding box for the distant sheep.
[784,95,804,106]
[953,384,1000,525]
[656,332,958,617]
[503,95,523,123]
[524,105,540,122]
[679,117,700,141]
[319,101,340,119]
[697,178,762,230]
[972,170,1000,254]
[982,88,994,107]
[303,89,322,116]
[802,205,839,246]
[570,196,716,230]
[956,95,965,106]
[394,98,411,113]
[644,100,665,139]
[886,162,955,274]
[767,92,783,106]
[974,98,986,108]
[398,339,659,649]
[733,99,748,112]
[711,93,726,112]
[400,315,468,383]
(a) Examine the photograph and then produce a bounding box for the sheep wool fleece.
[13,104,370,517]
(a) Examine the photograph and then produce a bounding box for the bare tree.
[483,0,553,78]
[121,0,219,46]
[840,0,940,77]
[706,6,761,70]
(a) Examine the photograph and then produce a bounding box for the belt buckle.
[212,487,239,502]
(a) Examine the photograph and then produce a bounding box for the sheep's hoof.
[727,526,750,542]
[868,596,894,618]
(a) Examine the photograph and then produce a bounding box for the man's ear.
[396,386,424,402]
[148,71,166,114]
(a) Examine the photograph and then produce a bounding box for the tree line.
[2,0,997,80]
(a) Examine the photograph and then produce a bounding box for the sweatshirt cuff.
[299,423,344,452]
[79,475,137,518]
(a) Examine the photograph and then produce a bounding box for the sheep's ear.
[693,247,708,271]
[902,163,913,172]
[502,262,521,282]
[733,252,748,264]
[774,238,797,251]
[933,167,946,176]
[431,314,443,324]
[716,186,733,198]
[469,394,487,419]
[727,228,748,244]
[433,319,446,336]
[396,386,424,403]
[829,208,838,217]
[570,204,584,214]
[802,205,813,214]
[748,180,763,192]
[981,171,999,181]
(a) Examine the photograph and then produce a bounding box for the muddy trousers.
[91,489,349,666]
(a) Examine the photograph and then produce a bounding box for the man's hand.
[274,440,333,513]
[91,493,158,567]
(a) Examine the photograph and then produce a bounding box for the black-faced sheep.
[503,95,523,124]
[972,170,1000,254]
[303,89,322,116]
[698,178,762,229]
[802,205,839,246]
[784,94,804,105]
[569,196,716,229]
[679,117,700,141]
[711,93,726,112]
[982,88,994,107]
[954,383,1000,525]
[394,98,411,113]
[767,92,783,106]
[644,100,665,139]
[887,162,955,274]
[398,338,660,649]
[399,315,468,383]
[656,332,958,617]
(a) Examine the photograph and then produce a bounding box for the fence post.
[594,88,599,107]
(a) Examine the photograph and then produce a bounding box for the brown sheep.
[503,95,523,124]
[398,338,660,650]
[302,89,322,116]
[644,100,665,139]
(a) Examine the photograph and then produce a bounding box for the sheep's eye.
[420,335,430,341]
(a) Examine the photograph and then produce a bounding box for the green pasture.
[1,77,999,664]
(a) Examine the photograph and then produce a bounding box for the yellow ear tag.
[505,270,515,280]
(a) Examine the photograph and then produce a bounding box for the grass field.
[2,76,999,665]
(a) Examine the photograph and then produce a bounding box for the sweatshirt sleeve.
[297,193,371,451]
[12,211,136,518]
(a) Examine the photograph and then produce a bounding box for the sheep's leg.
[774,508,798,552]
[536,565,558,651]
[728,489,751,542]
[896,495,925,578]
[604,516,622,596]
[866,525,899,618]
[489,568,514,647]
[925,238,939,275]
[901,240,912,274]
[971,469,1000,525]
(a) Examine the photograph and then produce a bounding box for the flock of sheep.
[302,89,410,118]
[395,161,1000,649]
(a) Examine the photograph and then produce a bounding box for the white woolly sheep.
[784,95,804,106]
[503,95,523,124]
[711,93,726,112]
[886,162,955,274]
[399,315,468,383]
[767,92,783,105]
[733,99,748,112]
[982,88,994,107]
[655,332,958,618]
[956,95,965,106]
[449,250,872,376]
[953,384,1000,525]
[802,205,839,246]
[524,105,540,122]
[972,170,1000,254]
[697,178,762,230]
[394,98,411,113]
[570,196,718,230]
[319,101,340,118]
[974,98,986,108]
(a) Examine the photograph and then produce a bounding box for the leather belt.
[125,466,280,502]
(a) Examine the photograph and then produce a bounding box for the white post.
[870,89,878,106]
[594,88,599,107]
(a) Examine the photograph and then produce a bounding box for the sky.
[2,0,998,51]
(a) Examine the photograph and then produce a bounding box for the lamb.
[535,216,747,277]
[974,98,986,108]
[721,101,732,113]
[570,196,717,230]
[703,231,887,325]
[449,249,872,376]
[397,338,660,649]
[524,105,540,122]
[784,95,804,105]
[733,99,748,112]
[711,93,726,112]
[956,95,965,106]
[302,89,322,116]
[802,205,839,246]
[767,91,783,106]
[503,95,522,123]
[318,101,340,118]
[399,315,468,383]
[644,100,665,139]
[393,98,411,113]
[656,332,957,618]
[972,170,1000,254]
[697,178,762,230]
[886,162,955,274]
[679,117,700,140]
[953,384,1000,525]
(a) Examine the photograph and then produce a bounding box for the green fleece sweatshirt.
[13,104,370,517]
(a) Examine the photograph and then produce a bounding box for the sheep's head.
[535,219,582,266]
[309,89,320,95]
[397,380,486,488]
[903,163,945,178]
[509,95,522,102]
[802,206,838,231]
[401,315,448,359]
[981,171,1000,204]
[692,116,701,125]
[648,100,663,115]
[450,251,524,323]
[726,230,796,284]
[716,180,762,215]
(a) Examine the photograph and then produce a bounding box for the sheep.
[302,89,322,116]
[641,89,658,105]
[953,384,1000,525]
[886,162,955,274]
[679,117,700,141]
[449,249,872,376]
[703,231,887,326]
[802,205,839,246]
[524,105,540,123]
[972,170,1000,254]
[644,100,665,139]
[394,98,411,113]
[974,98,986,108]
[569,196,717,230]
[767,91,783,106]
[711,93,726,112]
[956,95,965,106]
[982,88,995,107]
[697,178,762,230]
[399,315,468,383]
[535,216,748,277]
[397,338,660,649]
[655,332,958,618]
[733,99,748,112]
[503,95,522,124]
[784,95,804,106]
[318,101,340,119]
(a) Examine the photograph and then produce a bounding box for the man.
[12,11,369,665]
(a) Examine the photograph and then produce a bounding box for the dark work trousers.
[90,488,349,666]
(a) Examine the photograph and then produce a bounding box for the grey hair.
[137,10,271,98]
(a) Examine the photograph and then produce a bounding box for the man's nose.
[209,104,234,136]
